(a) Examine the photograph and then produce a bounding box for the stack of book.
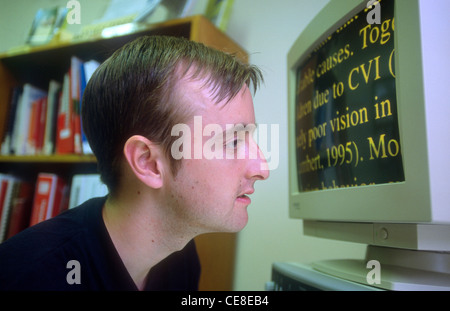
[0,173,107,243]
[0,57,100,156]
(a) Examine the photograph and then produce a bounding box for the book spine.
[29,173,69,227]
[71,57,83,155]
[0,87,22,155]
[36,96,48,154]
[25,97,42,154]
[68,174,107,209]
[30,174,54,226]
[6,181,33,239]
[55,74,74,154]
[43,80,61,155]
[0,177,18,242]
[13,84,47,155]
[80,60,99,154]
[50,176,68,218]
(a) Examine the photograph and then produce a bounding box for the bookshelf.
[0,15,246,291]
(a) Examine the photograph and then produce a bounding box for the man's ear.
[123,135,165,189]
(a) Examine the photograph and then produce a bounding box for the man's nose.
[247,138,270,181]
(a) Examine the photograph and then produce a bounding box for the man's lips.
[236,195,251,205]
[236,189,254,204]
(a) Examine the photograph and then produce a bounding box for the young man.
[0,35,269,290]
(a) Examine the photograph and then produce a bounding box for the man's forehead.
[175,61,249,106]
[175,78,248,116]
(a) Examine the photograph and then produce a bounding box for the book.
[205,0,235,31]
[36,96,48,153]
[11,84,47,155]
[71,56,83,154]
[26,7,68,46]
[43,80,61,155]
[0,175,19,242]
[68,174,108,209]
[79,59,100,154]
[0,175,13,240]
[0,86,22,155]
[29,173,68,226]
[26,96,47,154]
[0,176,9,216]
[5,181,33,239]
[55,74,74,154]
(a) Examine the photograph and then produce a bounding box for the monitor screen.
[295,0,404,192]
[287,0,450,250]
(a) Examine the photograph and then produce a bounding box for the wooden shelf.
[0,154,96,163]
[1,15,246,61]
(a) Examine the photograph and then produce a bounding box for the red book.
[26,98,41,154]
[6,181,33,239]
[36,96,48,154]
[26,97,48,155]
[30,173,67,226]
[55,74,74,154]
[0,177,8,221]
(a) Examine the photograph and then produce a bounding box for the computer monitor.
[287,0,450,290]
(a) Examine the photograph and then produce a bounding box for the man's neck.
[102,194,192,290]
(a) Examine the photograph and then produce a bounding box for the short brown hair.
[82,35,263,194]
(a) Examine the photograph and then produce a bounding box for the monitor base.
[312,245,450,290]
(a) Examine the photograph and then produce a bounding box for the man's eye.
[225,134,247,149]
[225,139,239,149]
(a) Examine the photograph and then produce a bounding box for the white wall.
[223,0,367,290]
[0,0,367,291]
